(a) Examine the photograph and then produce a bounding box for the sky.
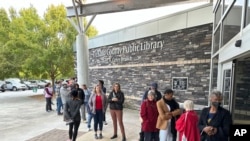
[0,0,209,35]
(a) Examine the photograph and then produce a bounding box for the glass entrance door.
[232,57,250,124]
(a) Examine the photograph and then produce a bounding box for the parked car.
[0,80,7,92]
[22,81,38,90]
[29,80,46,89]
[5,81,28,91]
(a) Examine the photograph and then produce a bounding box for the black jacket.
[108,91,125,110]
[64,98,82,121]
[198,106,232,141]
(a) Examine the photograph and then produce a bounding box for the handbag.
[182,112,188,141]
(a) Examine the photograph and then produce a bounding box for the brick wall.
[88,23,213,110]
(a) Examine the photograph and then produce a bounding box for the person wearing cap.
[142,82,162,101]
[140,90,159,141]
[156,88,181,141]
[139,82,162,141]
[60,81,71,107]
[55,80,63,115]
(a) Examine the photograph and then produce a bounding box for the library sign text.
[93,40,164,63]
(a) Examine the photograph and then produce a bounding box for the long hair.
[112,82,121,92]
[45,82,51,87]
[93,85,103,94]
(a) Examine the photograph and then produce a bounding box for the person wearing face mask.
[198,90,232,141]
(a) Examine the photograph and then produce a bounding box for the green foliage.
[0,4,98,81]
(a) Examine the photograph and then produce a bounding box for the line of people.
[51,80,127,141]
[139,82,232,141]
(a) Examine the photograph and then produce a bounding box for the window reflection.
[215,1,222,28]
[211,55,219,90]
[213,26,220,54]
[222,2,242,46]
[245,0,250,27]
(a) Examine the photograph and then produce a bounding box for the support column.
[76,33,89,86]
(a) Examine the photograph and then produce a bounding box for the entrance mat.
[26,129,85,141]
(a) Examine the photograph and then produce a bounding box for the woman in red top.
[88,85,108,139]
[140,90,159,141]
[176,100,200,141]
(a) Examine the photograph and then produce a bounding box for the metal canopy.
[67,0,210,17]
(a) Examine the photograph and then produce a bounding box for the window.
[215,0,223,28]
[222,69,231,109]
[213,26,221,54]
[245,0,250,27]
[224,0,234,13]
[222,1,242,46]
[211,55,219,90]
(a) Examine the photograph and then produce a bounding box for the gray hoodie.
[60,86,71,105]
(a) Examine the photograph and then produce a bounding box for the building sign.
[93,40,164,57]
[172,77,188,91]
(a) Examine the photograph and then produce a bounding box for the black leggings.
[69,120,81,141]
[45,98,52,111]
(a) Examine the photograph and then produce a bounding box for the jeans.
[56,97,63,114]
[87,112,94,128]
[94,109,103,132]
[80,103,86,120]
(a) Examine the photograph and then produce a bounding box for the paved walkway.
[0,90,141,141]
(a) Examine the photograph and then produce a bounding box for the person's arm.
[198,108,207,134]
[71,101,82,120]
[116,91,125,104]
[172,101,182,117]
[64,101,71,119]
[156,101,172,120]
[45,88,53,96]
[82,90,85,104]
[216,109,232,137]
[107,92,113,103]
[140,101,147,122]
[175,113,185,132]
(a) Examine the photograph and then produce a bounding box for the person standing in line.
[89,85,108,139]
[55,80,63,115]
[108,82,127,141]
[73,83,85,122]
[60,82,71,121]
[198,90,232,141]
[98,79,108,125]
[140,90,159,141]
[82,84,93,131]
[64,90,82,141]
[156,89,181,141]
[139,82,162,141]
[175,100,200,141]
[44,82,53,112]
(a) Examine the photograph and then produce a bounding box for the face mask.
[211,102,221,108]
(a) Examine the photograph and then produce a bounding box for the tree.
[0,4,98,87]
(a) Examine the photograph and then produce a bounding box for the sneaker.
[99,133,103,139]
[95,134,99,139]
[104,121,108,125]
[88,128,92,131]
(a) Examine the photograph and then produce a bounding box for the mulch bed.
[29,94,45,101]
[26,129,85,141]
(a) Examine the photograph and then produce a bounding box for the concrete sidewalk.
[77,108,141,141]
[0,90,141,141]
